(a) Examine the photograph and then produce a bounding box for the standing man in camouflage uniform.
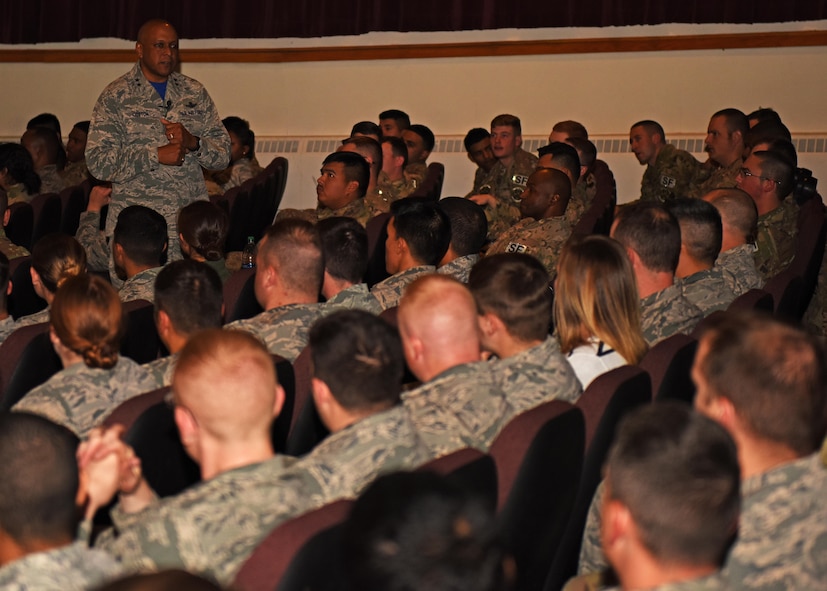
[469,114,538,239]
[693,312,827,589]
[735,150,798,281]
[611,202,704,345]
[486,168,573,280]
[398,275,511,457]
[469,253,582,417]
[629,120,704,203]
[86,19,230,264]
[690,108,748,198]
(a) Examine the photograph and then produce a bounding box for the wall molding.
[1,30,826,63]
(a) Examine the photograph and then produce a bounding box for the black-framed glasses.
[739,167,780,185]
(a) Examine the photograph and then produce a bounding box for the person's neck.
[321,275,355,301]
[755,193,782,217]
[327,403,393,434]
[198,439,275,481]
[385,167,404,182]
[618,552,717,591]
[418,349,480,383]
[498,154,515,169]
[124,260,155,280]
[675,257,711,280]
[735,431,802,480]
[714,152,741,169]
[636,269,674,299]
[0,534,73,568]
[263,291,317,311]
[395,256,427,275]
[490,335,543,359]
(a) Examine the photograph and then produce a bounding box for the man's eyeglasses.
[151,41,178,50]
[739,167,780,185]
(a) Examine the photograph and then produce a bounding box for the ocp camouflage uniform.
[224,303,325,361]
[86,62,230,256]
[690,158,742,199]
[466,166,491,197]
[640,144,704,203]
[676,266,738,315]
[0,227,30,260]
[437,254,479,284]
[716,243,763,296]
[96,455,310,586]
[492,337,583,420]
[402,361,512,457]
[370,265,436,311]
[753,198,798,281]
[276,196,372,228]
[640,284,705,346]
[37,164,68,194]
[119,267,161,303]
[724,454,827,590]
[142,352,179,389]
[13,356,158,438]
[486,216,572,279]
[75,210,110,272]
[566,172,596,226]
[6,183,34,205]
[0,541,121,591]
[295,405,431,507]
[404,162,428,188]
[60,159,89,187]
[323,283,382,315]
[374,171,416,213]
[476,149,538,239]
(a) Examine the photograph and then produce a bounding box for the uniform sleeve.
[192,85,231,172]
[75,211,110,271]
[578,480,609,575]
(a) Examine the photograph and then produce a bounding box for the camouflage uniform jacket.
[2,307,51,346]
[466,166,491,197]
[601,575,729,591]
[225,302,325,361]
[86,62,230,242]
[640,284,704,346]
[578,480,608,576]
[61,159,89,187]
[222,157,263,192]
[402,361,512,457]
[75,210,110,272]
[294,405,431,506]
[640,143,703,203]
[486,216,572,279]
[0,316,15,343]
[676,266,738,315]
[119,268,160,303]
[276,197,372,228]
[716,243,763,296]
[478,149,538,239]
[142,352,179,389]
[370,265,436,311]
[723,454,827,590]
[374,171,416,213]
[404,161,428,188]
[437,254,479,283]
[37,164,68,194]
[754,198,798,281]
[566,172,596,226]
[0,541,121,591]
[690,158,742,199]
[13,356,158,438]
[0,227,30,260]
[96,455,310,587]
[492,337,582,420]
[323,283,382,315]
[6,183,34,205]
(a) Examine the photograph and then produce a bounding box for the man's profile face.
[380,119,403,139]
[385,217,402,274]
[704,116,738,166]
[402,130,429,165]
[317,161,354,210]
[137,22,179,83]
[491,125,520,161]
[519,171,555,220]
[629,126,658,166]
[467,137,496,171]
[66,127,88,163]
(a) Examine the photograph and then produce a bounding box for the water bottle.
[241,236,256,269]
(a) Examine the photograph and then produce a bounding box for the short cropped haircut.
[222,116,256,159]
[177,201,228,262]
[25,126,62,164]
[317,216,368,284]
[696,311,827,455]
[665,198,723,266]
[552,120,588,139]
[438,197,487,257]
[154,260,223,337]
[408,124,435,152]
[706,188,758,244]
[607,403,740,567]
[566,137,597,168]
[381,136,408,168]
[630,120,666,142]
[0,412,80,543]
[310,310,403,411]
[491,114,521,135]
[469,253,551,343]
[712,108,749,137]
[390,198,451,266]
[762,139,798,168]
[31,233,87,294]
[752,149,795,197]
[73,121,91,135]
[350,121,381,139]
[464,127,491,151]
[379,109,411,129]
[344,471,507,591]
[322,151,369,198]
[26,113,61,136]
[259,219,324,298]
[538,142,581,184]
[113,205,168,267]
[744,120,791,149]
[746,107,783,126]
[612,201,681,274]
[341,135,383,175]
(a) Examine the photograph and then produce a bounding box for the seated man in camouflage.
[112,205,168,303]
[486,168,572,280]
[21,126,68,194]
[629,119,704,203]
[690,108,749,199]
[469,253,581,416]
[143,259,224,388]
[0,413,121,589]
[537,141,584,226]
[666,198,738,315]
[463,127,497,197]
[276,151,372,227]
[370,198,449,311]
[398,274,511,457]
[704,187,763,295]
[401,123,434,185]
[611,201,703,345]
[735,149,798,281]
[318,216,381,314]
[340,136,387,216]
[0,190,29,261]
[376,136,416,209]
[225,219,325,361]
[436,197,487,283]
[378,108,410,139]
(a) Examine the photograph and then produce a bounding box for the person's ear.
[272,384,286,419]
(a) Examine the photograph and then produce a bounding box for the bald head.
[398,275,481,382]
[137,19,176,44]
[21,127,60,167]
[704,188,758,250]
[136,19,179,83]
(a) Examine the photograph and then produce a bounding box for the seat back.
[726,288,774,313]
[638,333,698,403]
[764,268,805,321]
[7,257,47,319]
[103,386,170,431]
[408,162,445,202]
[0,323,60,410]
[59,181,91,235]
[223,268,262,323]
[417,448,498,512]
[234,499,353,591]
[364,213,391,287]
[6,202,34,251]
[270,355,296,454]
[121,299,165,364]
[29,192,62,247]
[490,401,585,591]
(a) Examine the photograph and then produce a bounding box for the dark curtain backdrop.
[1,1,826,44]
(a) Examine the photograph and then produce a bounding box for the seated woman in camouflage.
[0,142,42,204]
[177,200,232,281]
[13,274,156,437]
[204,116,263,196]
